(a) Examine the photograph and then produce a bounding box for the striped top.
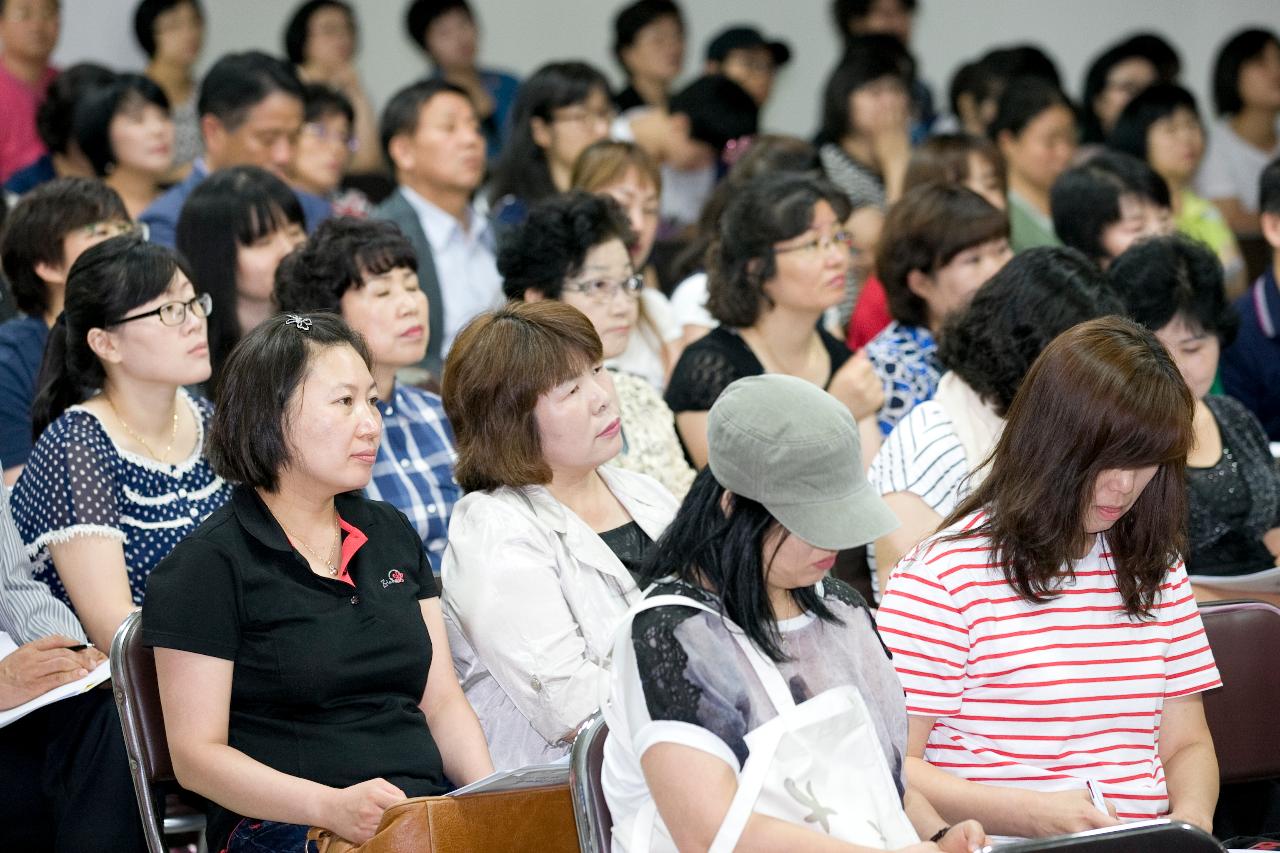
[0,475,84,644]
[876,511,1221,821]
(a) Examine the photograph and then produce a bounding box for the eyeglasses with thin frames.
[562,274,644,302]
[774,230,855,257]
[114,293,213,328]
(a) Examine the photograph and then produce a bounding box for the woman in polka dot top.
[12,234,230,648]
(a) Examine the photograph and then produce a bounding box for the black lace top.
[597,520,655,584]
[1186,395,1280,576]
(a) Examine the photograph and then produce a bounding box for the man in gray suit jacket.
[374,79,503,377]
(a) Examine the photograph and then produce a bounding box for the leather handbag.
[306,783,580,853]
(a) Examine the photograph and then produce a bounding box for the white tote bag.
[616,594,919,851]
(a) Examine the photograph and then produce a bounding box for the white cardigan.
[442,466,679,770]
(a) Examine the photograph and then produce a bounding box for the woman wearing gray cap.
[602,374,986,852]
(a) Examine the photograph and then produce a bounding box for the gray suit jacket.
[373,189,446,376]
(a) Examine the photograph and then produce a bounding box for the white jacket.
[442,466,678,770]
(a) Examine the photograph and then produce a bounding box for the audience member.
[612,0,684,112]
[1110,83,1245,294]
[866,183,1010,436]
[501,192,694,498]
[665,172,883,468]
[831,0,933,135]
[487,61,613,226]
[0,178,129,482]
[1221,156,1280,439]
[134,0,204,174]
[13,235,229,649]
[816,35,915,208]
[1050,150,1173,269]
[274,216,459,571]
[1110,235,1280,595]
[0,473,146,852]
[991,76,1077,250]
[878,316,1221,836]
[942,43,1063,139]
[375,79,501,374]
[3,62,114,196]
[1198,28,1280,233]
[603,373,987,852]
[291,83,371,217]
[1079,35,1164,145]
[144,313,492,852]
[285,0,381,174]
[73,73,175,219]
[869,247,1120,590]
[140,50,330,247]
[0,0,59,183]
[176,165,307,392]
[440,300,679,769]
[702,25,789,108]
[404,0,519,161]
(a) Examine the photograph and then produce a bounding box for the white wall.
[48,0,1280,139]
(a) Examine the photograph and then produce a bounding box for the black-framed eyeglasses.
[114,293,213,327]
[562,274,644,302]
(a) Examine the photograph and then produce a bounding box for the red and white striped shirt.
[876,511,1221,821]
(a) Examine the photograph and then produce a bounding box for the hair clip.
[722,134,755,168]
[285,314,313,331]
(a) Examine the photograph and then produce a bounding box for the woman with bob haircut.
[665,171,884,469]
[176,165,307,393]
[866,182,1011,436]
[878,316,1221,837]
[1048,150,1173,270]
[440,300,679,770]
[143,313,493,853]
[12,234,227,650]
[274,216,459,573]
[499,192,694,499]
[869,246,1122,590]
[1109,235,1280,597]
[902,132,1006,211]
[602,374,988,853]
[73,73,175,219]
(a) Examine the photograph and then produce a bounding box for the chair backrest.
[1198,599,1280,785]
[110,610,178,853]
[569,713,613,853]
[987,819,1224,852]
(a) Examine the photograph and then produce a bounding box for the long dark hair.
[639,468,841,663]
[32,235,194,438]
[940,316,1194,618]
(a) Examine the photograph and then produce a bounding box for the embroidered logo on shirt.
[380,569,406,588]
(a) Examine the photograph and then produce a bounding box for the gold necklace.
[106,396,179,462]
[278,513,342,577]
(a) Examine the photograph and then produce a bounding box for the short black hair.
[197,51,304,132]
[815,34,914,146]
[1,178,128,317]
[274,217,418,315]
[1260,157,1280,216]
[404,0,471,53]
[208,312,371,491]
[938,246,1122,417]
[988,75,1074,142]
[283,0,354,66]
[133,0,204,58]
[1050,151,1170,264]
[498,192,634,301]
[302,82,354,125]
[830,0,917,33]
[1107,83,1200,163]
[1212,28,1280,116]
[976,44,1063,94]
[1079,34,1174,143]
[1109,234,1238,345]
[613,0,683,72]
[1125,32,1182,81]
[707,172,852,328]
[668,74,758,152]
[35,63,116,155]
[73,73,171,177]
[379,78,470,168]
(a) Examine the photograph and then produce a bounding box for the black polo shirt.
[142,485,447,848]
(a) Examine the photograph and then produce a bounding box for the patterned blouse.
[12,390,230,609]
[819,143,886,211]
[608,370,694,500]
[865,321,941,436]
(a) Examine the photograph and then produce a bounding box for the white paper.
[0,632,112,728]
[1188,566,1280,594]
[446,759,570,797]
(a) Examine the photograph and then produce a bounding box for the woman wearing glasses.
[665,172,885,468]
[11,234,229,649]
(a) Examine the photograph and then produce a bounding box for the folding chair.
[110,610,207,853]
[569,713,613,853]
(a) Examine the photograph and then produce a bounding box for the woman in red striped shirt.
[877,316,1221,838]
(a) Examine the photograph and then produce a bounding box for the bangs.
[936,195,1009,266]
[519,312,603,395]
[236,188,304,245]
[355,239,418,280]
[1091,365,1193,469]
[770,182,854,242]
[110,239,190,322]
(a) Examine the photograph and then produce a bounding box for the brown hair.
[941,316,1194,619]
[442,301,604,493]
[902,132,1007,197]
[876,183,1009,327]
[570,139,662,195]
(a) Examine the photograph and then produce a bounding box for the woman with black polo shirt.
[142,314,493,851]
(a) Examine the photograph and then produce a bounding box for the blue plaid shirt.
[365,383,460,574]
